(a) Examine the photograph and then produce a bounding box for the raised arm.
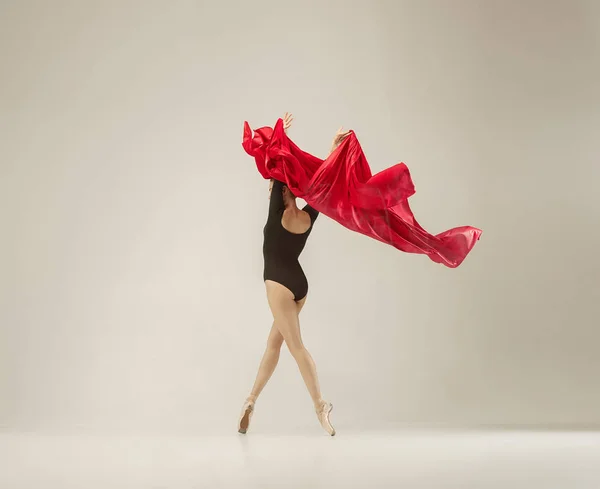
[268,179,285,217]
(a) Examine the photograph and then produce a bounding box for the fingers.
[283,112,294,129]
[334,130,351,143]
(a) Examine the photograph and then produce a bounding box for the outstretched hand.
[283,112,294,133]
[330,126,352,154]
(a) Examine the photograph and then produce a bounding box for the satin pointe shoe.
[316,400,335,436]
[238,398,255,434]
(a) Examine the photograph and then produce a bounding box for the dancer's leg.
[248,322,284,401]
[265,281,324,409]
[248,294,308,400]
[239,292,310,434]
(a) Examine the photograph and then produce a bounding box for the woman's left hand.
[329,126,352,154]
[283,112,294,133]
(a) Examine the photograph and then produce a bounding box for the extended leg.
[265,281,324,409]
[264,281,335,435]
[238,296,308,434]
[248,322,284,401]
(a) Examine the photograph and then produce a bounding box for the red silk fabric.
[243,118,481,268]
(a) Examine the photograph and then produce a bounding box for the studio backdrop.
[1,0,599,434]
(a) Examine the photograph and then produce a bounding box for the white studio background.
[1,0,599,436]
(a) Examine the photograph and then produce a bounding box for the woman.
[238,113,350,436]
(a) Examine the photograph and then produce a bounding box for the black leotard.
[263,180,319,301]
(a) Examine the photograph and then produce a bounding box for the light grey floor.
[1,430,599,488]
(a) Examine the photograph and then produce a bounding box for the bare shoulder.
[281,208,312,234]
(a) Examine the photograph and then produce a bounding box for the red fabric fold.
[243,118,482,268]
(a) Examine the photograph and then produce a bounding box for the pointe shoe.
[238,398,255,434]
[316,401,336,436]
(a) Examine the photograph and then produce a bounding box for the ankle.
[247,394,257,403]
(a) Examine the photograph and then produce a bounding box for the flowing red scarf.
[242,118,482,268]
